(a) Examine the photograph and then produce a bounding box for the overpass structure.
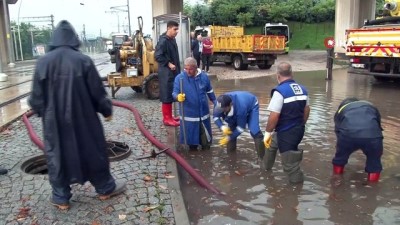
[0,0,378,67]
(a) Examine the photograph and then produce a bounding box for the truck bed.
[212,35,286,54]
[346,25,400,57]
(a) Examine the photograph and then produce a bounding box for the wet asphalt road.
[179,69,400,225]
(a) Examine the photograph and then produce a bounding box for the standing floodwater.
[179,69,400,225]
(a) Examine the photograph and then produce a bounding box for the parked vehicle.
[346,0,400,80]
[264,23,291,54]
[195,25,286,70]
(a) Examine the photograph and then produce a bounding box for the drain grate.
[21,141,131,174]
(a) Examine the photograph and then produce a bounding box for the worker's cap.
[214,95,232,113]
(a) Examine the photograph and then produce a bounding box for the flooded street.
[179,68,400,225]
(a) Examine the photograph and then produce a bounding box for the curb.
[165,125,190,225]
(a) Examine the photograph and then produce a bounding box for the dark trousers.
[276,124,305,153]
[51,175,116,204]
[201,54,212,71]
[194,53,201,68]
[332,135,383,173]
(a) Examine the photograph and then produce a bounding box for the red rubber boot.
[333,165,344,174]
[368,172,380,182]
[162,103,180,127]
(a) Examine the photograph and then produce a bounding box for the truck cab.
[264,23,290,53]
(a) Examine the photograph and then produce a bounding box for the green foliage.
[10,21,52,60]
[184,0,335,27]
[237,12,254,26]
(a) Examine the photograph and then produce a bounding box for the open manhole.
[106,141,132,162]
[21,141,131,175]
[21,155,48,175]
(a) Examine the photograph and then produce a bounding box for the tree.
[10,21,52,60]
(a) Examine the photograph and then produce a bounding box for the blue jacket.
[334,100,383,138]
[272,79,308,132]
[213,91,259,139]
[172,69,216,145]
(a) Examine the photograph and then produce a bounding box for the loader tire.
[143,73,159,100]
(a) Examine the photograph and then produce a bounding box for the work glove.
[177,93,186,102]
[219,136,230,146]
[105,116,113,122]
[264,131,272,148]
[220,125,232,135]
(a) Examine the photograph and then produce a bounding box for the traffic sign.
[324,37,335,49]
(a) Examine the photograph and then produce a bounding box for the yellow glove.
[105,116,113,122]
[219,136,230,146]
[177,93,186,102]
[264,131,272,148]
[221,125,232,135]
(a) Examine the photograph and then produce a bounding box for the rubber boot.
[368,172,380,182]
[253,132,265,159]
[162,103,179,127]
[333,165,344,175]
[226,139,237,153]
[281,150,304,184]
[261,132,278,171]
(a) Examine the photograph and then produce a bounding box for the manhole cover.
[21,141,131,174]
[21,155,48,175]
[107,141,132,162]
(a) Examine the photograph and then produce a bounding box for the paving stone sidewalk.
[0,88,187,225]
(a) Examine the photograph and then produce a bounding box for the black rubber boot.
[0,166,8,175]
[261,132,278,171]
[253,131,266,159]
[281,150,304,184]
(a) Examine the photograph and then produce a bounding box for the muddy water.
[179,69,400,225]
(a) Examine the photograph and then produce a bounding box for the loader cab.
[264,23,290,53]
[108,33,129,63]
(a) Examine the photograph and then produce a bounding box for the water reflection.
[180,69,400,225]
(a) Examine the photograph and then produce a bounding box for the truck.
[264,23,291,54]
[195,25,286,70]
[345,0,400,80]
[108,33,129,63]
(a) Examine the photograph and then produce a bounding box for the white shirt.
[267,92,310,113]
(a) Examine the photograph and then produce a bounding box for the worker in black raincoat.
[28,20,126,210]
[155,20,181,127]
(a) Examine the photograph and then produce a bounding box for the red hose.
[22,110,44,150]
[22,100,222,195]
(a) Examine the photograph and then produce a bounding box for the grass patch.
[245,21,334,50]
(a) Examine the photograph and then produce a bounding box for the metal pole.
[30,29,34,56]
[179,12,184,69]
[117,14,120,33]
[179,78,188,149]
[12,28,18,60]
[17,0,24,61]
[127,0,131,36]
[3,0,15,65]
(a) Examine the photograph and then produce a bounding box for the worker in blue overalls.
[263,62,310,184]
[213,91,265,158]
[332,97,383,182]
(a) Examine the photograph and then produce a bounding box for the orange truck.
[346,0,400,80]
[195,25,286,70]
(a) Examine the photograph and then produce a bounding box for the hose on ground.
[22,100,222,195]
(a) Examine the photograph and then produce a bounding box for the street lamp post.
[110,1,131,36]
[127,0,131,36]
[17,0,24,61]
[105,10,121,33]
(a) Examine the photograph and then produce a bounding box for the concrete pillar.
[359,0,376,24]
[152,0,183,18]
[334,0,376,54]
[0,1,8,66]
